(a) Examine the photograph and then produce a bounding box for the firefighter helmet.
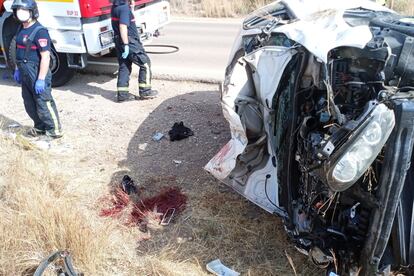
[12,0,39,20]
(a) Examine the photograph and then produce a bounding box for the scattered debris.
[168,121,194,141]
[206,259,240,276]
[34,251,81,276]
[100,176,187,230]
[152,132,165,141]
[121,175,138,195]
[211,129,221,135]
[173,160,182,165]
[138,143,148,150]
[285,250,298,276]
[160,208,175,226]
[31,140,52,151]
[138,221,148,233]
[7,123,21,129]
[130,186,187,225]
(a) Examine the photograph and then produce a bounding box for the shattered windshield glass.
[243,2,293,30]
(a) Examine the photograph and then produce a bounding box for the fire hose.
[144,44,179,54]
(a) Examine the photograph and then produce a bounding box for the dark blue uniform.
[111,1,152,100]
[16,21,62,136]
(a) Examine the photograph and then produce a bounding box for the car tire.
[8,36,75,87]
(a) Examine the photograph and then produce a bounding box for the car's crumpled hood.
[226,0,392,68]
[278,0,391,62]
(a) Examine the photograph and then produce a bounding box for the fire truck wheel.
[49,49,75,87]
[9,36,74,87]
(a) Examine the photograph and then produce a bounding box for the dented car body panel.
[206,0,414,274]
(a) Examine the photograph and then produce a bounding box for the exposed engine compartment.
[281,13,414,273]
[291,49,385,271]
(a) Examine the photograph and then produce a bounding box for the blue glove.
[13,69,21,84]
[122,45,129,59]
[35,79,46,95]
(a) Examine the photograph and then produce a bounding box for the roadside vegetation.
[170,0,414,17]
[0,135,140,275]
[170,0,272,17]
[0,113,317,275]
[390,0,414,15]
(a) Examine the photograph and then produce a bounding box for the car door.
[205,45,298,216]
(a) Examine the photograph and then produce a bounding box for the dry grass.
[0,135,221,276]
[0,135,141,275]
[170,0,273,17]
[0,133,316,275]
[389,0,414,15]
[0,131,318,275]
[200,0,272,18]
[170,0,414,17]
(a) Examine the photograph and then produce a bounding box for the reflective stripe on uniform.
[144,63,151,86]
[117,87,129,92]
[46,101,61,135]
[17,44,38,50]
[139,84,152,88]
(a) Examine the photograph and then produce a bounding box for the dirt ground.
[0,71,321,275]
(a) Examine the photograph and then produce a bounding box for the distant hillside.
[169,0,413,17]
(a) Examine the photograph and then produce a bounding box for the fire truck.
[0,0,170,86]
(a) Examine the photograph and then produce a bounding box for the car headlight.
[327,103,395,192]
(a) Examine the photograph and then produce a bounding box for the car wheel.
[8,36,75,87]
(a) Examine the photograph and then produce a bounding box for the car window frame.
[242,1,296,30]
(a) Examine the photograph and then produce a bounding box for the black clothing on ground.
[169,122,194,141]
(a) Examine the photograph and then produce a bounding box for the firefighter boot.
[117,92,136,102]
[46,129,63,139]
[26,127,46,137]
[138,89,159,99]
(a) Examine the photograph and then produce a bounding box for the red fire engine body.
[0,0,170,86]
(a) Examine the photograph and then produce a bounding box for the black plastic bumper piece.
[360,100,414,275]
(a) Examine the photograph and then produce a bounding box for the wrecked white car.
[206,0,414,275]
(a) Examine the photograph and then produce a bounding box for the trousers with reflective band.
[115,43,152,97]
[17,61,62,136]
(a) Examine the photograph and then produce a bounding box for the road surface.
[87,18,242,83]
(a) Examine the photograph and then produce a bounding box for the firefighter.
[111,0,158,102]
[12,0,63,138]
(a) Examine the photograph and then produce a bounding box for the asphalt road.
[87,19,242,83]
